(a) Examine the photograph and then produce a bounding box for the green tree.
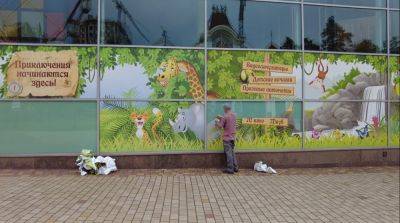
[304,38,320,50]
[280,37,296,50]
[321,16,353,51]
[354,40,378,53]
[389,37,400,54]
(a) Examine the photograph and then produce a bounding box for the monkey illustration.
[309,58,329,92]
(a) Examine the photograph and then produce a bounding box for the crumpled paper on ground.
[76,150,117,176]
[254,161,277,174]
[94,156,117,175]
[76,150,97,176]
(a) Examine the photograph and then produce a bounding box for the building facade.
[0,0,399,160]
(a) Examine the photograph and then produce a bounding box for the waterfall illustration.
[360,85,386,123]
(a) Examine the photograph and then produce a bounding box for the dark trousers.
[223,140,238,171]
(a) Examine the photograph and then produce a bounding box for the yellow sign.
[22,0,44,9]
[6,50,79,98]
[242,117,288,126]
[240,84,295,96]
[242,61,293,73]
[248,76,296,84]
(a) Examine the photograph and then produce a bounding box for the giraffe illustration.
[157,58,180,87]
[151,108,163,141]
[157,58,204,102]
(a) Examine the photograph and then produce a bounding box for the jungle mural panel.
[207,101,302,151]
[389,102,399,148]
[207,50,302,100]
[100,47,205,100]
[304,101,387,149]
[303,53,387,100]
[389,56,400,100]
[100,100,205,153]
[0,45,97,98]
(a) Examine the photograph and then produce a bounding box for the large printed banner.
[304,101,388,149]
[302,53,389,150]
[100,47,205,100]
[389,102,399,148]
[0,45,393,153]
[6,50,79,97]
[389,56,400,100]
[0,46,97,98]
[303,53,387,100]
[100,101,204,153]
[207,101,302,151]
[207,50,302,100]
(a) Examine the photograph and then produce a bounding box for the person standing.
[215,104,239,174]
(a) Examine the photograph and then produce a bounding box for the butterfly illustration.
[332,129,345,140]
[311,128,321,139]
[356,125,369,139]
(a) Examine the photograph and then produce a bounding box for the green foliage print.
[304,53,387,99]
[100,101,203,152]
[322,68,361,99]
[208,123,302,151]
[389,57,400,99]
[207,50,301,99]
[389,56,399,75]
[303,53,387,75]
[100,47,205,100]
[389,103,400,148]
[0,45,97,98]
[305,131,387,149]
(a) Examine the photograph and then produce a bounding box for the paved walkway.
[0,167,398,223]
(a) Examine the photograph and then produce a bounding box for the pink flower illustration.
[311,128,321,139]
[372,116,380,129]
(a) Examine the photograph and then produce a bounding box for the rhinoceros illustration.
[169,103,205,141]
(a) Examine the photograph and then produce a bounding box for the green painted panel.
[0,101,97,155]
[207,101,302,151]
[389,102,400,148]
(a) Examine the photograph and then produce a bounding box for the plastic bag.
[76,150,117,175]
[94,156,117,175]
[254,161,277,174]
[76,150,97,176]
